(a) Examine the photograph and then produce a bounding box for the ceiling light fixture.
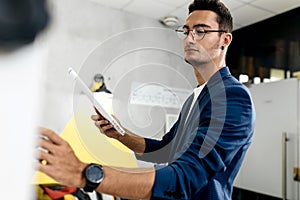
[160,16,179,28]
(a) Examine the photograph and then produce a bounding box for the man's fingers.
[91,114,101,121]
[95,120,109,127]
[37,163,58,183]
[94,120,114,133]
[38,137,56,155]
[36,149,53,165]
[101,124,114,132]
[38,127,64,145]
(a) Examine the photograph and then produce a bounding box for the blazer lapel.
[167,92,194,162]
[184,86,208,128]
[168,67,231,161]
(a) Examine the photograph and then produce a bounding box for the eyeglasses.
[175,25,227,41]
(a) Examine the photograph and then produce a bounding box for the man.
[37,0,255,199]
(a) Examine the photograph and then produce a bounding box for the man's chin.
[184,57,198,66]
[184,58,191,65]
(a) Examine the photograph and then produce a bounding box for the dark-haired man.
[38,0,255,199]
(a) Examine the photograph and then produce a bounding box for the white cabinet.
[234,78,299,199]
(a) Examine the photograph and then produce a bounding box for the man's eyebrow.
[183,24,211,29]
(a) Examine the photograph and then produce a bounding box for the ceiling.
[89,0,300,30]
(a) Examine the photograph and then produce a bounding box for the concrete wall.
[38,0,196,138]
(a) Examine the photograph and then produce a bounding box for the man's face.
[183,10,223,67]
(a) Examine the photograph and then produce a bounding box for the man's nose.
[185,31,196,43]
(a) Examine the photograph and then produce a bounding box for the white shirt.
[185,83,206,124]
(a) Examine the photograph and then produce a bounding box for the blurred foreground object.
[0,0,49,199]
[0,0,49,50]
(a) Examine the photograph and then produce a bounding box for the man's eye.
[195,29,205,34]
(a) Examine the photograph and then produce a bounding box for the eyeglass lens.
[176,26,206,40]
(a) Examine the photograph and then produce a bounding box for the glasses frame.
[175,25,227,41]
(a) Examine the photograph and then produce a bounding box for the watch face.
[85,164,103,183]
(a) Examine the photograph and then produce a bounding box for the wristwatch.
[83,163,104,192]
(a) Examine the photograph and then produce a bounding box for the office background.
[3,0,298,199]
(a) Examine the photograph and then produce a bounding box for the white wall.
[39,0,196,136]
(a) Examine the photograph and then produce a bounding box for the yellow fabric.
[36,185,51,200]
[33,107,138,184]
[64,194,76,200]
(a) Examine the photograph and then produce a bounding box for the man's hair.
[188,0,233,33]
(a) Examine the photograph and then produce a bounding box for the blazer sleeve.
[151,83,255,199]
[135,117,180,164]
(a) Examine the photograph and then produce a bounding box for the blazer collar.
[196,66,231,103]
[206,66,231,88]
[184,67,231,127]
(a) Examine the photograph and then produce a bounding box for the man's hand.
[91,114,123,140]
[91,111,146,154]
[36,127,88,188]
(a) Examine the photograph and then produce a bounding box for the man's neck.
[193,61,226,85]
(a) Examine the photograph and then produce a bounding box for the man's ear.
[223,33,232,48]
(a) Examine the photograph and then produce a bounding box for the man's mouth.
[185,48,199,53]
